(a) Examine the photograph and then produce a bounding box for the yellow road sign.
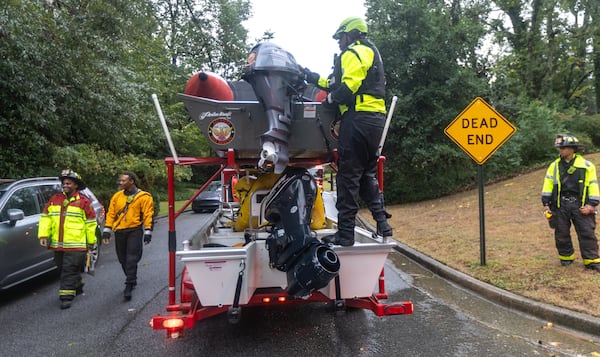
[444,97,516,165]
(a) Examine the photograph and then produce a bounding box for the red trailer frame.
[150,149,413,338]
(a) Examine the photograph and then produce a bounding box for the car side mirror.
[7,208,25,227]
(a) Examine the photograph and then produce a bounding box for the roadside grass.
[158,200,190,215]
[368,152,600,318]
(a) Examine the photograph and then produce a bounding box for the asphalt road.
[1,211,598,356]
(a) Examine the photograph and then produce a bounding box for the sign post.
[444,97,516,265]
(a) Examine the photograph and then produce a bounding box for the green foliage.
[495,99,565,167]
[368,0,491,202]
[170,123,212,157]
[153,0,251,80]
[51,144,192,206]
[563,114,600,149]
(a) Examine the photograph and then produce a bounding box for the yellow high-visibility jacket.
[316,39,386,115]
[541,154,600,208]
[38,192,97,250]
[105,190,154,231]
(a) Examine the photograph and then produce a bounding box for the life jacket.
[332,38,386,108]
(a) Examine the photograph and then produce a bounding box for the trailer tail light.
[163,318,185,329]
[262,296,286,303]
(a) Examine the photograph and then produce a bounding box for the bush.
[50,144,192,208]
[563,114,600,151]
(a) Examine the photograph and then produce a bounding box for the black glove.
[303,67,320,85]
[321,93,337,110]
[102,231,111,240]
[143,233,152,244]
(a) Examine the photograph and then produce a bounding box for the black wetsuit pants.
[336,110,388,241]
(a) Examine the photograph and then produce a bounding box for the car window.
[39,183,62,206]
[0,187,40,221]
[208,181,222,191]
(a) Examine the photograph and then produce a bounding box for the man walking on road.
[542,134,600,272]
[102,172,154,300]
[39,169,98,309]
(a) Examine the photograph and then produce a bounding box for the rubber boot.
[376,220,393,238]
[322,233,354,247]
[123,283,134,301]
[586,263,600,272]
[60,299,72,309]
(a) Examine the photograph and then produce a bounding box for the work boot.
[75,283,84,296]
[321,233,354,247]
[60,299,72,310]
[376,220,393,238]
[123,283,134,301]
[560,260,573,267]
[585,263,600,272]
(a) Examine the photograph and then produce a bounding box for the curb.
[393,240,600,336]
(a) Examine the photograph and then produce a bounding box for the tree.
[153,0,251,80]
[0,0,252,178]
[366,0,491,202]
[490,0,596,111]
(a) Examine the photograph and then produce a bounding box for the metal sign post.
[444,97,516,265]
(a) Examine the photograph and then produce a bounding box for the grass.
[158,200,191,215]
[364,152,600,318]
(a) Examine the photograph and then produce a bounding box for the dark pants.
[54,250,86,301]
[114,226,143,285]
[336,111,387,241]
[551,198,599,263]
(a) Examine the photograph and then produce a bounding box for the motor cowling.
[242,43,305,174]
[263,167,340,298]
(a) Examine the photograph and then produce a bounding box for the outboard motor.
[264,167,340,298]
[242,42,305,174]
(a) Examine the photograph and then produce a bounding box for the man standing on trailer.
[302,16,392,246]
[102,172,154,300]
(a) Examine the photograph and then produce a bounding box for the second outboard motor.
[264,167,340,298]
[242,43,305,174]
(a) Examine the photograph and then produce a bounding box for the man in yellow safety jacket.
[39,169,98,309]
[102,171,154,300]
[542,134,600,272]
[302,16,392,246]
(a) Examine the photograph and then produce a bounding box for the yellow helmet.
[333,17,368,40]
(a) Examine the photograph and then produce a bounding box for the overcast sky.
[243,0,367,76]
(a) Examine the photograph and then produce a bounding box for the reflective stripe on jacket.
[105,190,154,231]
[38,192,97,250]
[541,154,600,208]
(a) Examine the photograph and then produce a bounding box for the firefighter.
[102,172,154,300]
[542,134,600,272]
[302,16,392,246]
[38,169,98,309]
